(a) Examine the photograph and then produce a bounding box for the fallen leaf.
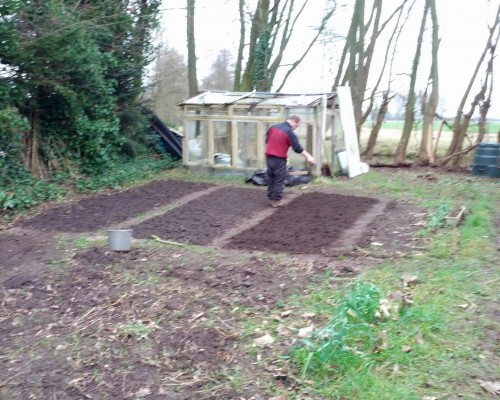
[415,331,425,345]
[477,379,500,395]
[379,298,391,319]
[388,290,403,301]
[402,345,412,353]
[371,241,384,246]
[401,274,418,286]
[298,325,315,338]
[159,387,168,395]
[189,312,204,323]
[276,325,290,336]
[254,333,275,348]
[403,294,414,306]
[301,312,316,319]
[68,377,85,386]
[374,330,388,352]
[135,387,151,397]
[280,310,292,317]
[411,220,427,226]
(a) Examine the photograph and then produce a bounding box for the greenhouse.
[178,87,368,177]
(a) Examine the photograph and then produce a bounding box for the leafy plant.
[73,157,179,192]
[119,320,159,340]
[0,107,30,186]
[427,203,451,230]
[0,179,65,211]
[0,157,177,214]
[291,280,382,377]
[1,0,161,179]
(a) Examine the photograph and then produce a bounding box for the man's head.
[287,115,301,130]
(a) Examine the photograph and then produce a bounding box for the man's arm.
[300,150,315,164]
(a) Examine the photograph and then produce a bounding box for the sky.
[157,0,500,119]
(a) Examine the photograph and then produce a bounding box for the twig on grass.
[73,306,96,325]
[0,372,23,388]
[216,316,237,331]
[163,378,207,387]
[151,235,186,246]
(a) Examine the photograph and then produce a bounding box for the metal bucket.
[107,229,132,251]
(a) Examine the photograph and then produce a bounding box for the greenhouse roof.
[178,90,336,108]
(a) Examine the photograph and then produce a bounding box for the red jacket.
[265,121,303,159]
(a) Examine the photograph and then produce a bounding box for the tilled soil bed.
[0,179,426,399]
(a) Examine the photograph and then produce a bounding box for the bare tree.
[364,91,391,161]
[234,0,246,90]
[418,0,439,165]
[442,4,500,167]
[234,0,336,91]
[149,45,188,127]
[362,2,410,161]
[393,0,428,165]
[477,45,496,142]
[201,50,235,90]
[333,0,410,137]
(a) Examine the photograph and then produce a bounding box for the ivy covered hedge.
[0,0,162,187]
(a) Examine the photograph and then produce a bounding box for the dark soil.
[0,178,429,399]
[17,180,214,233]
[225,192,378,254]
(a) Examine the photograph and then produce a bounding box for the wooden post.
[207,119,214,165]
[316,94,327,176]
[231,121,238,168]
[182,107,188,166]
[257,123,264,168]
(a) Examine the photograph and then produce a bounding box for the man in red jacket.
[265,115,315,207]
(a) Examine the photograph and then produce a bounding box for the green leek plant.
[292,280,382,377]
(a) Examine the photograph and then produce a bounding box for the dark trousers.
[266,156,287,201]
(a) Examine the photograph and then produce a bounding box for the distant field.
[379,120,500,133]
[359,124,498,161]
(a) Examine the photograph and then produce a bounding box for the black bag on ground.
[285,166,312,186]
[246,169,268,186]
[246,167,312,186]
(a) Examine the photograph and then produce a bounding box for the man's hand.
[301,151,315,165]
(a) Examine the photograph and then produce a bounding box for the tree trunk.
[233,0,246,91]
[477,33,497,143]
[275,2,336,91]
[361,2,407,134]
[236,0,335,92]
[22,110,46,179]
[187,0,199,96]
[364,91,390,161]
[443,5,500,166]
[334,0,408,138]
[132,0,149,100]
[393,1,427,165]
[239,0,270,91]
[418,0,439,165]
